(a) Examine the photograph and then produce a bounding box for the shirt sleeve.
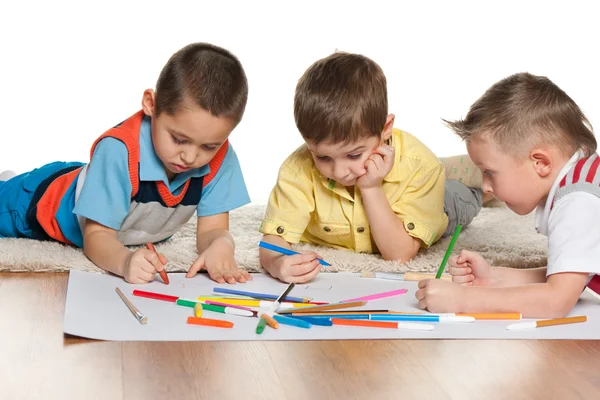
[547,192,600,276]
[259,157,315,243]
[72,138,132,230]
[196,144,251,217]
[390,163,447,246]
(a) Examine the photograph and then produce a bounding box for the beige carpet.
[0,204,547,274]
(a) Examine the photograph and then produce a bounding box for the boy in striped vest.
[0,43,252,285]
[416,72,600,318]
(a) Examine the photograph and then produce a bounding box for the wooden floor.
[1,273,600,400]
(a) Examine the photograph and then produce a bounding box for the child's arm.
[416,271,589,318]
[357,144,421,261]
[185,212,251,284]
[259,234,322,283]
[83,219,163,283]
[448,250,548,287]
[361,186,422,261]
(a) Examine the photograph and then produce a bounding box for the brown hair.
[294,52,388,144]
[445,72,596,158]
[154,43,248,126]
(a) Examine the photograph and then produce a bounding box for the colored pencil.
[146,243,170,284]
[371,315,474,323]
[132,289,179,303]
[213,287,312,303]
[258,241,331,267]
[176,299,254,317]
[256,317,268,334]
[340,288,408,303]
[194,303,203,317]
[360,271,452,281]
[272,314,312,329]
[277,301,367,314]
[457,313,522,320]
[259,312,279,329]
[290,310,390,315]
[115,288,148,325]
[204,300,258,316]
[331,318,434,331]
[196,298,311,309]
[187,316,233,328]
[506,315,587,331]
[286,316,334,326]
[436,224,462,279]
[256,282,294,334]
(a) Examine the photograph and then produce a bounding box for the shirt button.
[276,226,284,234]
[323,226,331,232]
[407,222,415,230]
[357,227,365,233]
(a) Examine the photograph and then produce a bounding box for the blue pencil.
[272,314,312,329]
[285,315,334,326]
[213,287,310,303]
[258,241,331,267]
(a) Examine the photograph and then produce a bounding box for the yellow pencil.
[196,298,312,308]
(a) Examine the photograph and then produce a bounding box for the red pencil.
[146,243,170,284]
[133,289,178,303]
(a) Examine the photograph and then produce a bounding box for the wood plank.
[265,340,449,400]
[0,273,123,400]
[123,342,285,400]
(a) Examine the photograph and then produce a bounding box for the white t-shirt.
[535,150,600,277]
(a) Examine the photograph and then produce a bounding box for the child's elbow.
[381,249,417,263]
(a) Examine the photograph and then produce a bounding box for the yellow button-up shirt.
[259,129,448,253]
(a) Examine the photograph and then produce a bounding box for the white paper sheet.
[63,270,600,341]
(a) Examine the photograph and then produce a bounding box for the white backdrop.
[1,0,598,203]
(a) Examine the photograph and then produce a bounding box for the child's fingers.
[240,270,253,281]
[282,263,321,283]
[221,272,236,284]
[158,253,167,265]
[186,257,205,278]
[452,274,474,285]
[448,265,472,276]
[290,259,321,276]
[210,271,225,284]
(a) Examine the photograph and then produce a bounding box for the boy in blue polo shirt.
[0,43,252,285]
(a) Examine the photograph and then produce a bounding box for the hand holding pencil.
[121,246,169,284]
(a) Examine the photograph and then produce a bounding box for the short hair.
[445,72,596,158]
[154,43,248,126]
[294,52,388,144]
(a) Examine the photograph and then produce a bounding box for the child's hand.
[415,279,466,312]
[123,248,165,284]
[448,250,495,286]
[186,237,252,284]
[270,251,322,283]
[356,145,395,190]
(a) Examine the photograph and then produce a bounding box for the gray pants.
[443,180,482,237]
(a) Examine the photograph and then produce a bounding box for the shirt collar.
[534,149,585,235]
[138,115,210,190]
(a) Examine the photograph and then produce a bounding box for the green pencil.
[435,224,462,279]
[256,317,268,334]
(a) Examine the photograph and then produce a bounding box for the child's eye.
[171,135,187,145]
[316,155,330,162]
[202,145,218,151]
[484,170,494,177]
[348,153,362,160]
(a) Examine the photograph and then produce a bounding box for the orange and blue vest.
[24,110,229,247]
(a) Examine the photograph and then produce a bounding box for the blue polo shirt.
[57,116,250,247]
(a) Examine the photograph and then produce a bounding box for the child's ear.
[141,89,156,117]
[530,148,553,178]
[381,114,395,142]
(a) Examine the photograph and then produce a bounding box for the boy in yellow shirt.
[259,52,488,283]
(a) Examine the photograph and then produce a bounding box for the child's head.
[294,52,394,186]
[446,72,596,214]
[141,43,248,178]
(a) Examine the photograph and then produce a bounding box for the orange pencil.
[506,315,587,331]
[260,313,279,329]
[187,316,233,328]
[146,243,169,285]
[331,318,398,329]
[277,301,367,314]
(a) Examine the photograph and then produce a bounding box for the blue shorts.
[0,161,84,239]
